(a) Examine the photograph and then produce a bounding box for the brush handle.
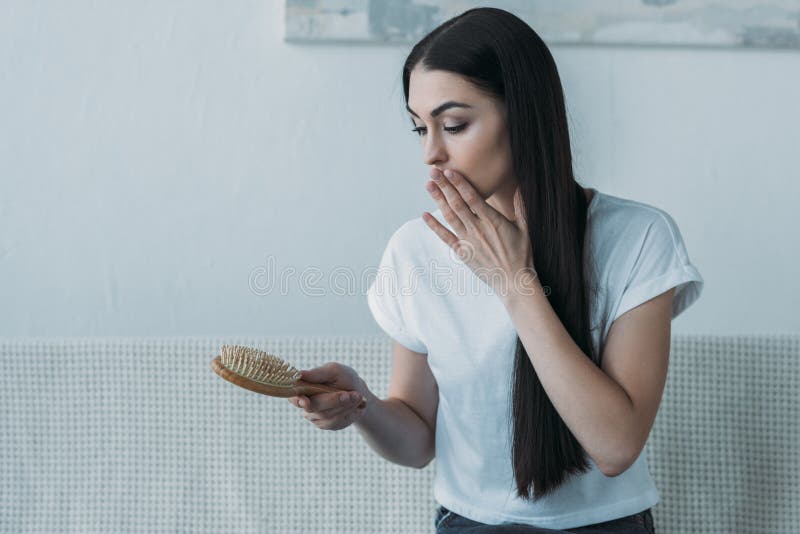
[211,356,367,409]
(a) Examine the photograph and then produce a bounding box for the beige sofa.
[1,335,797,533]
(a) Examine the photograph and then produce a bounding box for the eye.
[411,124,467,137]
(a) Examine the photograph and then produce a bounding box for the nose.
[422,131,447,167]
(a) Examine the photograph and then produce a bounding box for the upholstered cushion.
[1,335,797,533]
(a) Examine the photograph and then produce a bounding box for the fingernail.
[340,394,348,403]
[351,393,360,402]
[299,400,306,408]
[444,169,453,178]
[426,182,436,192]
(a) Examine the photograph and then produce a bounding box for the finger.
[432,169,479,231]
[440,169,502,225]
[306,395,361,419]
[289,395,310,410]
[297,395,311,410]
[422,211,460,251]
[304,390,358,413]
[305,409,358,430]
[427,178,467,236]
[298,363,337,384]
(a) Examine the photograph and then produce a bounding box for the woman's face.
[407,66,516,200]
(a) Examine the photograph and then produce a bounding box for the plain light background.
[1,0,798,337]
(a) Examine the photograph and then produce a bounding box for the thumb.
[513,186,527,230]
[299,364,336,384]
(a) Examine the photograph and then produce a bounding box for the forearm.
[354,387,435,469]
[502,279,636,475]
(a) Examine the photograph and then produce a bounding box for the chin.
[472,180,494,200]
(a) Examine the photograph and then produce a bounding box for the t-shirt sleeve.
[366,228,428,354]
[614,210,704,322]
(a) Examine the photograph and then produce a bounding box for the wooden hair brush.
[210,344,367,409]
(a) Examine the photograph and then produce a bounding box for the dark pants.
[434,506,655,533]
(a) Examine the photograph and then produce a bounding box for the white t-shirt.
[366,188,704,529]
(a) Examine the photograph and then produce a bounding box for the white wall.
[1,0,798,337]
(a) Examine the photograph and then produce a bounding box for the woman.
[288,7,702,533]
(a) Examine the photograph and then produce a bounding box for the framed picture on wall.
[285,0,800,49]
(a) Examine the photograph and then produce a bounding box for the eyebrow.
[406,101,473,119]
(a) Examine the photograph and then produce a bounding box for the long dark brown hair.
[402,7,599,500]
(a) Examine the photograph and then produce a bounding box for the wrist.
[355,385,379,420]
[501,267,544,308]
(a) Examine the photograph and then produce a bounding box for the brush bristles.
[219,345,301,386]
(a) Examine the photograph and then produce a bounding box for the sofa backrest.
[1,335,797,533]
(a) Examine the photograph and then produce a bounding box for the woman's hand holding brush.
[288,362,370,431]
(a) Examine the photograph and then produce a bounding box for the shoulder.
[384,209,448,257]
[592,191,677,231]
[589,191,685,255]
[378,211,442,270]
[590,191,703,322]
[388,215,426,244]
[587,191,696,295]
